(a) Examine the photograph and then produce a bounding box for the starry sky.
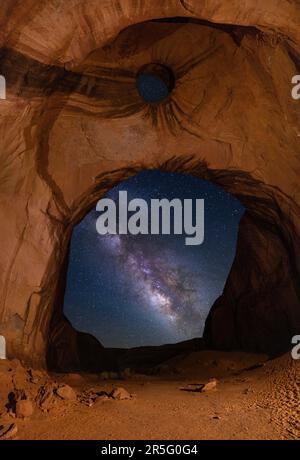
[63,171,244,348]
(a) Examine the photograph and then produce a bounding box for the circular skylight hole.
[136,63,175,103]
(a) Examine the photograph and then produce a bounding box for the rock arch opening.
[60,171,244,369]
[46,159,300,373]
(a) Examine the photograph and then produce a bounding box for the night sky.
[63,171,244,348]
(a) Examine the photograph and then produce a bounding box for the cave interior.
[0,7,299,374]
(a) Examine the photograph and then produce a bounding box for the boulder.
[111,387,132,400]
[15,399,34,418]
[56,384,76,401]
[201,379,218,392]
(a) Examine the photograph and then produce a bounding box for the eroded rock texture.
[0,1,299,368]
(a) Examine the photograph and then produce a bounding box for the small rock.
[97,394,110,401]
[180,378,218,393]
[79,387,111,406]
[15,399,34,418]
[0,423,18,439]
[93,394,110,406]
[56,384,76,401]
[201,379,218,392]
[111,387,131,400]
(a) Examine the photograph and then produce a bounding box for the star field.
[63,171,245,348]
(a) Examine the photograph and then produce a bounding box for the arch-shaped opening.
[46,158,300,373]
[59,171,244,372]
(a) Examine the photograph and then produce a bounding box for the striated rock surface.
[0,1,299,367]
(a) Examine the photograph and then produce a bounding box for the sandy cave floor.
[1,350,300,440]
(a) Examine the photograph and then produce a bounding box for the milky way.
[102,232,205,337]
[63,171,245,348]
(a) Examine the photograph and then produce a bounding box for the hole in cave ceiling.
[136,63,175,103]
